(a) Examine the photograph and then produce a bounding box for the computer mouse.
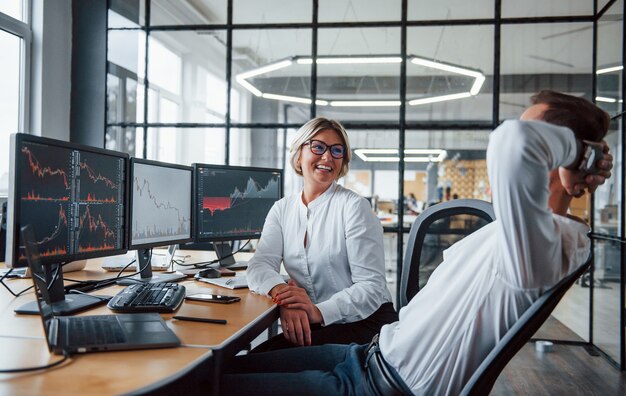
[197,268,221,279]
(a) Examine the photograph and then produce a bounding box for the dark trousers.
[221,341,414,396]
[222,344,371,396]
[252,302,398,353]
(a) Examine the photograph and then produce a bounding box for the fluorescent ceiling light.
[596,96,617,103]
[330,100,402,107]
[235,55,485,107]
[235,76,262,97]
[596,65,623,74]
[410,56,483,78]
[355,148,447,162]
[409,92,472,106]
[261,93,329,106]
[236,59,293,80]
[470,75,486,96]
[262,93,311,104]
[296,57,402,65]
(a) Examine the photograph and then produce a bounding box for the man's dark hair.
[530,90,610,142]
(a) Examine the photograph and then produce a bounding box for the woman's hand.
[279,306,311,346]
[273,280,324,324]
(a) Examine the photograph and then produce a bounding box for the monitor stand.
[213,241,249,270]
[116,248,186,285]
[14,263,108,315]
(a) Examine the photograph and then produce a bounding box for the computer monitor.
[6,133,127,314]
[193,164,283,267]
[121,158,192,284]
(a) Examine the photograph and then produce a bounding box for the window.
[0,1,31,195]
[104,2,626,368]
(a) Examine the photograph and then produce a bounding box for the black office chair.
[459,257,592,396]
[399,199,495,308]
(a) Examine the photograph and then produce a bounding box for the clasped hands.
[269,280,323,346]
[559,141,613,197]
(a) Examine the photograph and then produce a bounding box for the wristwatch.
[569,139,604,174]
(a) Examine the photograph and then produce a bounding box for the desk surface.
[0,250,277,395]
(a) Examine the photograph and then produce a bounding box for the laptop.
[21,225,181,355]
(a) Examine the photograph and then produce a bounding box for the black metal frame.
[104,0,625,370]
[399,199,495,308]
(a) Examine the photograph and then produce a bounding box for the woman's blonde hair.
[289,117,351,179]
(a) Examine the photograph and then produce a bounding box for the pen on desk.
[173,316,227,325]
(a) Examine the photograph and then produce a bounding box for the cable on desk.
[0,269,34,298]
[0,351,70,373]
[63,250,154,293]
[177,240,251,268]
[67,289,111,301]
[116,258,137,278]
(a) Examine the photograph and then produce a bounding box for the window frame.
[0,2,32,133]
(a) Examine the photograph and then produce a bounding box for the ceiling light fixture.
[596,96,617,103]
[296,56,403,65]
[596,65,623,74]
[354,148,447,163]
[235,55,485,107]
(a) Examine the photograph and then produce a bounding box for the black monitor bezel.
[192,163,284,243]
[7,133,129,268]
[128,157,194,250]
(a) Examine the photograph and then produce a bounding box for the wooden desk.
[0,251,278,395]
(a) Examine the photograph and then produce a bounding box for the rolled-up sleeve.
[316,197,389,325]
[488,120,580,288]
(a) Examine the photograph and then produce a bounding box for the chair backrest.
[459,258,592,396]
[399,199,495,308]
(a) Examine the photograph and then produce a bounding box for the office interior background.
[0,0,624,373]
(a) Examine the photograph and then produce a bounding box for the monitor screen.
[129,159,193,249]
[194,164,283,242]
[6,134,127,267]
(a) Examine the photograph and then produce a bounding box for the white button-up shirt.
[247,182,392,325]
[380,120,591,395]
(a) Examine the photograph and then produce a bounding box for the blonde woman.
[247,117,396,351]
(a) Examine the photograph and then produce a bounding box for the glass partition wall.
[105,0,625,369]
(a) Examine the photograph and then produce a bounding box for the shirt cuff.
[257,275,287,297]
[316,299,342,326]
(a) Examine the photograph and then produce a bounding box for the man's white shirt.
[379,120,591,395]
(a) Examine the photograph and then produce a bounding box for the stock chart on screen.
[130,161,192,248]
[15,138,126,264]
[195,165,282,241]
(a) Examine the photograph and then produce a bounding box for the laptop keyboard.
[108,282,185,313]
[68,316,126,346]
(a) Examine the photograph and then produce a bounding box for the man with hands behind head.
[221,91,612,396]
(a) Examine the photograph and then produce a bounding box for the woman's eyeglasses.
[303,139,346,159]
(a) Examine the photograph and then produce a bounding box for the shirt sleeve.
[315,196,390,325]
[487,120,580,289]
[246,202,287,296]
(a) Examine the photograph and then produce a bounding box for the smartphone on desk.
[185,293,241,304]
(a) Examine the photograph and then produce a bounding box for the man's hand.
[559,141,613,197]
[279,306,311,346]
[273,280,324,324]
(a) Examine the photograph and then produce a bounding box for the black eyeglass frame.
[303,139,347,159]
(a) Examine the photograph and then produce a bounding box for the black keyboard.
[107,282,186,313]
[67,316,126,346]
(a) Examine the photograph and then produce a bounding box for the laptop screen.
[21,225,57,352]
